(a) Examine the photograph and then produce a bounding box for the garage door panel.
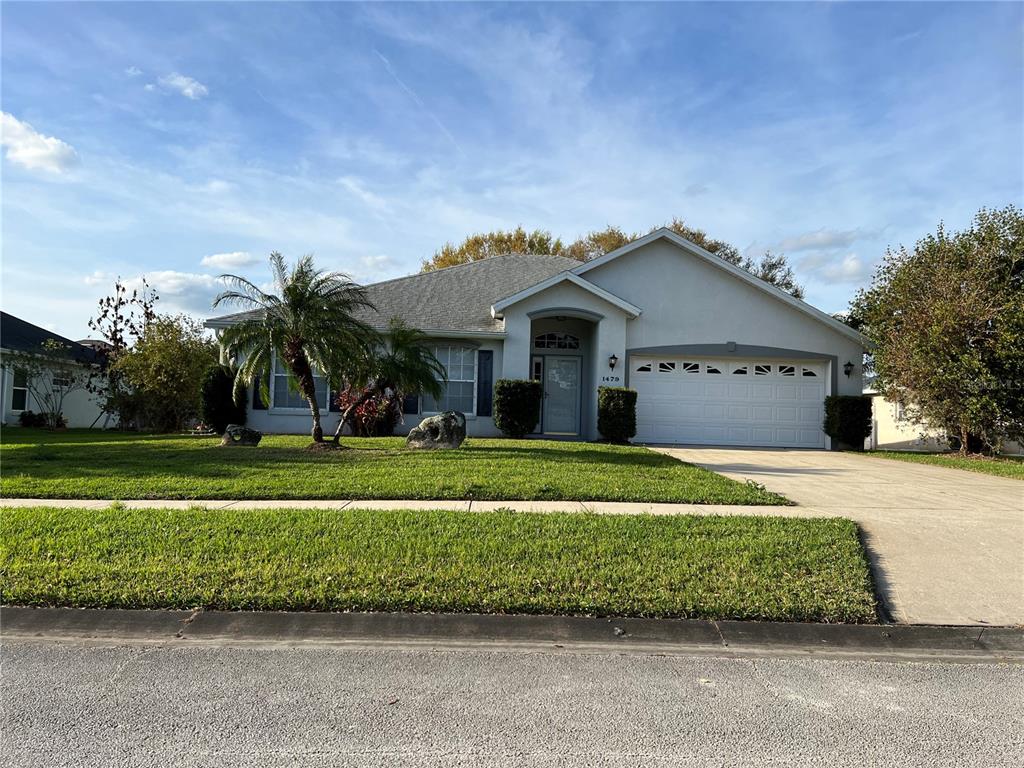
[776,406,798,423]
[728,383,750,398]
[703,404,726,420]
[632,355,825,448]
[727,405,750,421]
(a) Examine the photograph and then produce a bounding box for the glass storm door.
[543,356,580,435]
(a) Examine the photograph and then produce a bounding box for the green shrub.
[823,395,873,449]
[17,411,64,429]
[493,379,542,438]
[200,365,247,434]
[598,387,637,443]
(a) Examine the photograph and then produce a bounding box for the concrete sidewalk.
[0,497,818,516]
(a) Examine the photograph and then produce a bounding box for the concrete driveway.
[654,447,1024,627]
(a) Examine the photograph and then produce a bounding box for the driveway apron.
[652,447,1024,626]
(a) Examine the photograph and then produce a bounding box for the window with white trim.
[272,355,329,410]
[801,367,818,377]
[534,332,579,350]
[681,361,700,374]
[705,364,722,375]
[635,361,652,373]
[778,365,795,377]
[11,369,28,411]
[658,361,676,373]
[423,345,476,415]
[754,364,772,376]
[730,364,749,375]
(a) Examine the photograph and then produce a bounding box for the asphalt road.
[3,639,1022,767]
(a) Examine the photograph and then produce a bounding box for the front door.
[543,356,581,435]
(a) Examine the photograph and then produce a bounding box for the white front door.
[543,356,581,435]
[631,356,826,448]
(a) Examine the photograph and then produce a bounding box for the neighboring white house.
[865,390,1024,455]
[0,312,105,428]
[206,229,868,449]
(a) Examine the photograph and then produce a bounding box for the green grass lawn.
[0,505,876,623]
[865,450,1024,480]
[0,429,788,504]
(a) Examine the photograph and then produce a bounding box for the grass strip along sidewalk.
[0,431,788,505]
[1,506,876,623]
[866,450,1024,480]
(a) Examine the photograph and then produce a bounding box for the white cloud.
[158,72,209,100]
[126,270,224,315]
[338,176,390,214]
[200,251,258,269]
[798,252,874,284]
[83,270,111,286]
[125,66,142,77]
[0,112,79,174]
[779,228,865,253]
[144,83,156,92]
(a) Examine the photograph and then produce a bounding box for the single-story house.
[206,229,867,449]
[0,311,105,428]
[865,389,1023,455]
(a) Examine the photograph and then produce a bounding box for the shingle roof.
[207,253,581,334]
[0,312,100,364]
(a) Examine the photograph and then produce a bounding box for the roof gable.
[491,272,641,318]
[572,228,866,345]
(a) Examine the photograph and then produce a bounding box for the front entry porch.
[529,316,594,438]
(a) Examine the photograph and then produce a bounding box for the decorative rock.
[406,411,467,450]
[220,424,263,447]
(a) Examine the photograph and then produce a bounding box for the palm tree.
[213,252,377,442]
[332,317,446,441]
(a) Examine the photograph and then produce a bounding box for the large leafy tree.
[332,318,446,440]
[214,253,378,442]
[852,205,1024,453]
[422,226,565,271]
[113,314,218,432]
[422,217,804,298]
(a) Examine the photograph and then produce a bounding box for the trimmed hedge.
[598,387,637,443]
[200,365,247,434]
[823,395,873,449]
[493,379,542,438]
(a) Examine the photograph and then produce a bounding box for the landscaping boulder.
[220,424,263,447]
[406,411,466,450]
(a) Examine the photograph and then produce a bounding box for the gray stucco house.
[206,229,867,448]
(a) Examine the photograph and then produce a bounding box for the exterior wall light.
[843,361,854,377]
[609,354,619,370]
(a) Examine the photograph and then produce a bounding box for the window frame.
[268,352,330,413]
[422,344,478,418]
[10,369,29,412]
[533,332,580,350]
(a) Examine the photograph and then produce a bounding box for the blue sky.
[2,1,1022,338]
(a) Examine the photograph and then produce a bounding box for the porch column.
[589,315,627,440]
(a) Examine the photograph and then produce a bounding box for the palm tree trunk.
[309,396,323,442]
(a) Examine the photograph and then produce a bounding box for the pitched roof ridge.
[362,251,578,289]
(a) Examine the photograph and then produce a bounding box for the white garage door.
[631,356,827,448]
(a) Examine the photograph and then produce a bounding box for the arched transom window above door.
[534,332,580,350]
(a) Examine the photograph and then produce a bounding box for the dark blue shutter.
[476,350,494,417]
[402,394,420,415]
[329,390,341,413]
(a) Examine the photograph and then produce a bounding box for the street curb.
[3,607,1022,661]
